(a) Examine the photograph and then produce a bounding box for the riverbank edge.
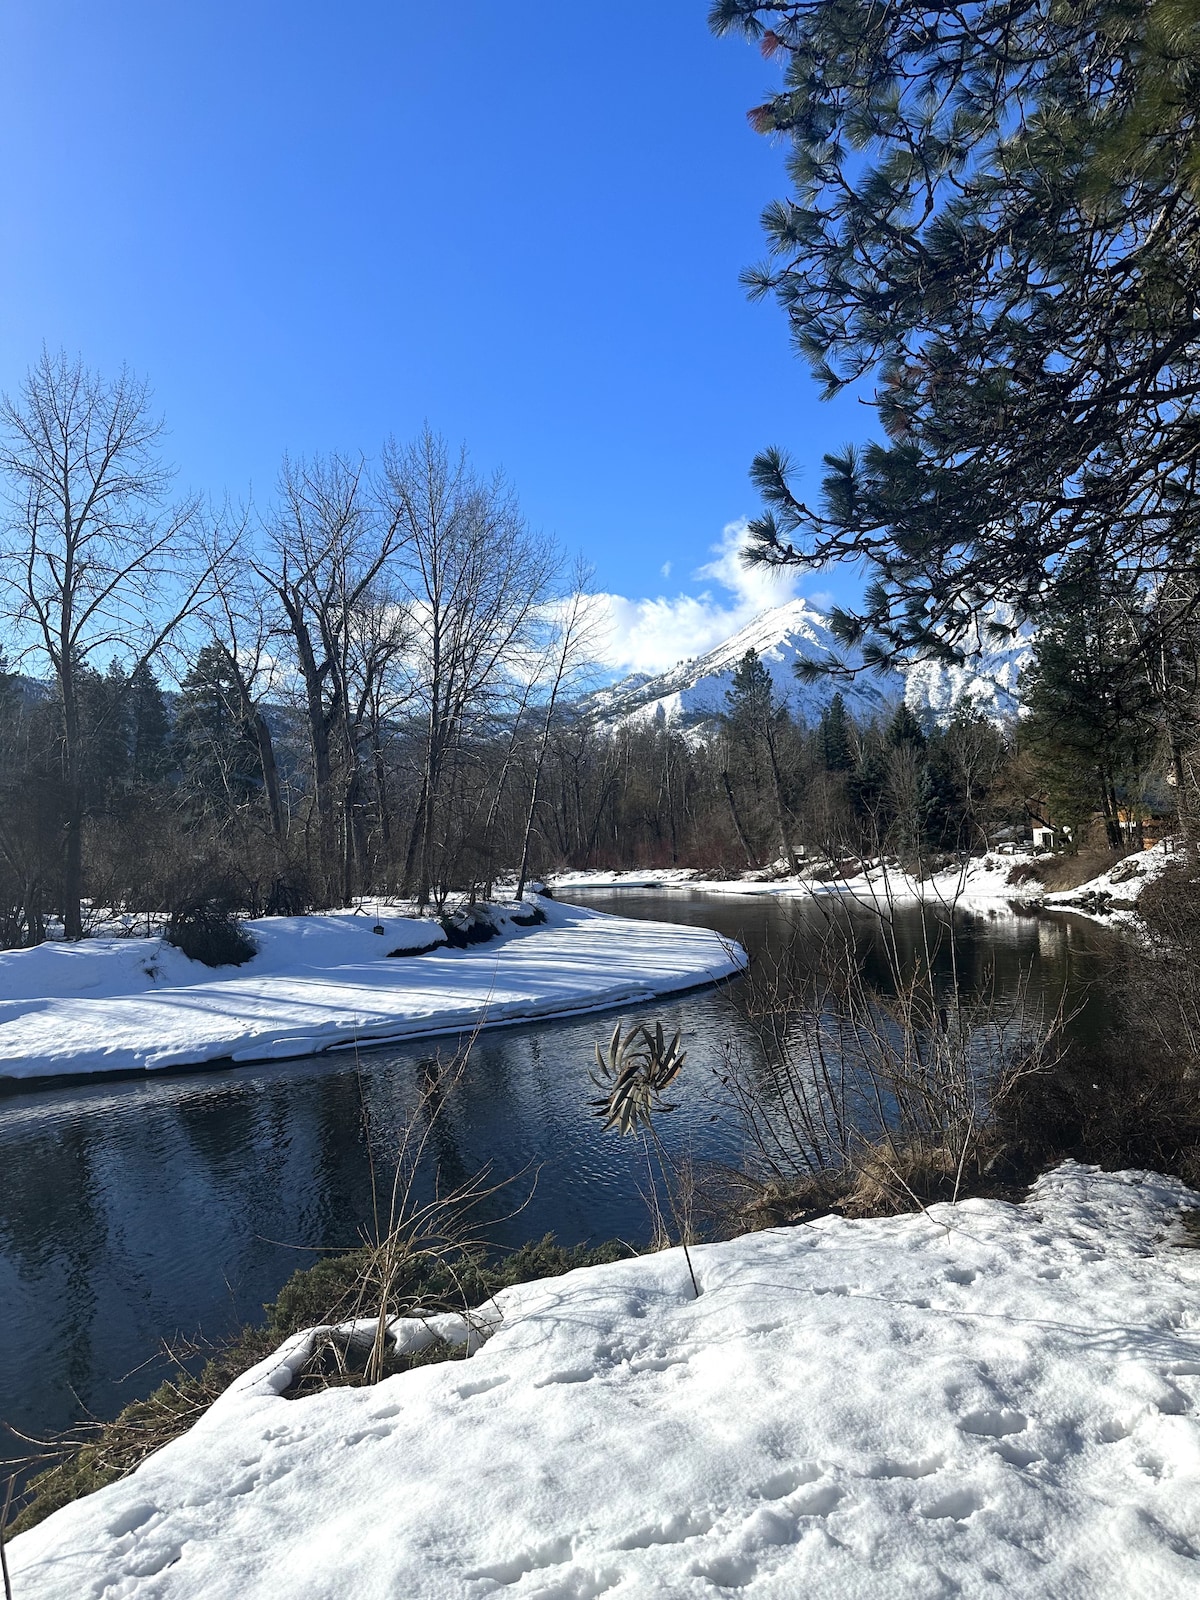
[550,840,1172,925]
[6,1234,642,1537]
[0,898,748,1087]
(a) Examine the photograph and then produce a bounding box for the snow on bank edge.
[10,1164,1200,1599]
[0,897,746,1082]
[554,840,1177,923]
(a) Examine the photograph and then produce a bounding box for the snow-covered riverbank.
[10,1163,1200,1598]
[554,841,1173,922]
[0,897,745,1082]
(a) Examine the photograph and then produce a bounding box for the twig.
[1,1471,15,1600]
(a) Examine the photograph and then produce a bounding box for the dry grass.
[716,905,1066,1222]
[1008,848,1125,894]
[6,1234,632,1538]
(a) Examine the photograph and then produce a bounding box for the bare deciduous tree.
[382,430,556,905]
[0,352,211,938]
[515,564,599,899]
[204,511,287,841]
[257,455,404,901]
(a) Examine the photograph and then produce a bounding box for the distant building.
[1029,821,1075,851]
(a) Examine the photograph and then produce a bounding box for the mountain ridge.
[586,598,1030,731]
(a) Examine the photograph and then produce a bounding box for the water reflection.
[0,891,1117,1465]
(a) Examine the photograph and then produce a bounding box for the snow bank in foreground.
[0,899,744,1081]
[11,1165,1200,1598]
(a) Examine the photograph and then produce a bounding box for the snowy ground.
[10,1164,1200,1598]
[0,897,745,1082]
[553,841,1176,922]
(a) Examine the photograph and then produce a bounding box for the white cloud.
[587,519,806,677]
[660,560,672,579]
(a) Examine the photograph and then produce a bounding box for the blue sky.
[0,2,873,673]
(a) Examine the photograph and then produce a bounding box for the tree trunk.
[252,712,284,840]
[764,727,799,872]
[61,660,85,939]
[62,795,84,939]
[721,768,756,868]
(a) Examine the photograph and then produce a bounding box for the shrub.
[164,899,256,967]
[1006,861,1044,886]
[509,903,547,928]
[997,853,1200,1187]
[717,913,1064,1218]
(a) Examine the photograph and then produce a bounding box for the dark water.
[0,891,1116,1469]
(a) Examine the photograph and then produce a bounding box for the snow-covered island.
[0,896,745,1082]
[9,1164,1200,1598]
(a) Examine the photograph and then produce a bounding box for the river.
[0,890,1117,1472]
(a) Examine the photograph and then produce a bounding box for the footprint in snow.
[754,1464,822,1499]
[616,1509,713,1549]
[455,1374,508,1399]
[920,1487,983,1521]
[788,1483,844,1517]
[867,1454,943,1480]
[524,1566,619,1599]
[127,1542,184,1578]
[627,1353,688,1373]
[342,1425,393,1446]
[1098,1414,1136,1442]
[993,1439,1042,1467]
[958,1408,1028,1438]
[107,1502,157,1538]
[691,1551,758,1589]
[466,1536,575,1585]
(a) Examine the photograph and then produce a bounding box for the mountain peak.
[585,598,1029,730]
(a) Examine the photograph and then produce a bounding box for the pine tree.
[174,644,262,812]
[724,648,776,734]
[723,648,800,869]
[1020,559,1156,847]
[711,1,1200,683]
[886,702,926,754]
[126,661,173,786]
[80,662,134,798]
[819,691,851,772]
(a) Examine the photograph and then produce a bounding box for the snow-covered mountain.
[584,598,1030,731]
[903,614,1030,725]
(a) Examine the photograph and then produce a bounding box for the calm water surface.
[0,890,1117,1467]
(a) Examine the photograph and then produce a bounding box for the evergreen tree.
[818,691,851,771]
[847,726,888,832]
[711,1,1200,681]
[174,644,262,813]
[1020,559,1156,846]
[723,648,800,869]
[725,648,776,735]
[924,705,1011,851]
[886,702,926,753]
[126,661,173,786]
[78,662,133,799]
